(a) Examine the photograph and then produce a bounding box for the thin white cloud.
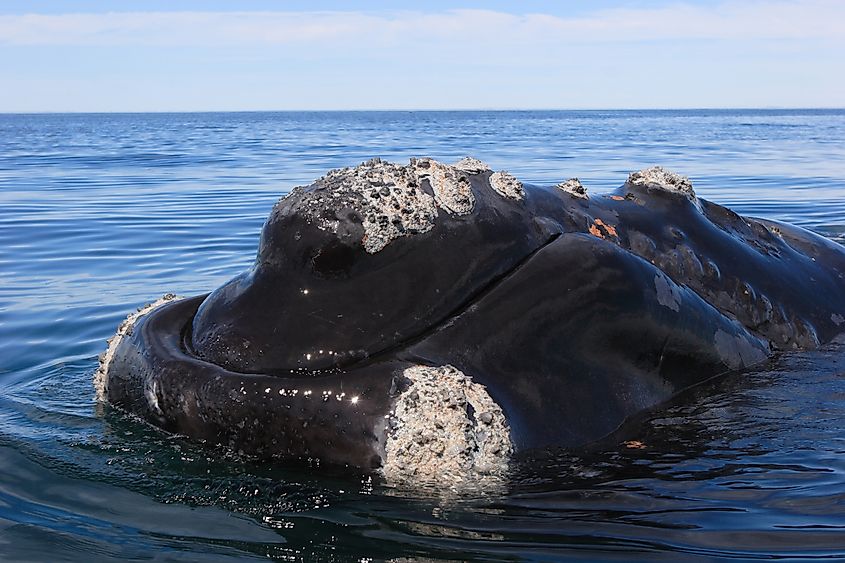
[0,1,842,47]
[1,1,842,111]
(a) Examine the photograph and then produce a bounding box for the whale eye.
[311,240,358,278]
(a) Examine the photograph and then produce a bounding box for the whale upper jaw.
[187,157,552,374]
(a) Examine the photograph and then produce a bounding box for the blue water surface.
[1,110,844,561]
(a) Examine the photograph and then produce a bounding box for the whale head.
[189,158,554,373]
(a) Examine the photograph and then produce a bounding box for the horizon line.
[2,106,845,116]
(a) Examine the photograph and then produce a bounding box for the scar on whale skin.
[654,273,682,312]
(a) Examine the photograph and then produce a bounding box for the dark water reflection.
[1,110,844,561]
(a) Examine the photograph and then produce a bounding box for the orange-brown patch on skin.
[594,218,618,237]
[624,440,646,449]
[610,195,625,201]
[588,224,604,238]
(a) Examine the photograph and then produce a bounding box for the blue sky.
[1,0,842,112]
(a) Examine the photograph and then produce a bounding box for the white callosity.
[382,365,512,484]
[318,158,439,254]
[489,170,525,200]
[556,177,588,199]
[94,294,181,402]
[412,157,475,215]
[452,156,491,174]
[628,166,695,196]
[304,157,507,253]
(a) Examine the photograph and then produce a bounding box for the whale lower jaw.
[96,295,512,486]
[95,294,181,403]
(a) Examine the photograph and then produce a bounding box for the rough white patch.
[452,156,491,174]
[321,158,439,253]
[412,157,475,215]
[654,273,682,312]
[628,166,695,196]
[94,294,180,402]
[312,157,487,252]
[556,177,588,199]
[382,365,512,485]
[489,170,525,200]
[144,379,163,415]
[298,157,526,251]
[832,313,844,326]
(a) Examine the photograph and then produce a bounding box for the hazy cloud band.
[1,2,843,47]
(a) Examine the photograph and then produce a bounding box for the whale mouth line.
[176,233,563,378]
[356,232,564,367]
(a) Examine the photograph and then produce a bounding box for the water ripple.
[1,110,844,561]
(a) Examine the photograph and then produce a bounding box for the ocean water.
[1,109,845,561]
